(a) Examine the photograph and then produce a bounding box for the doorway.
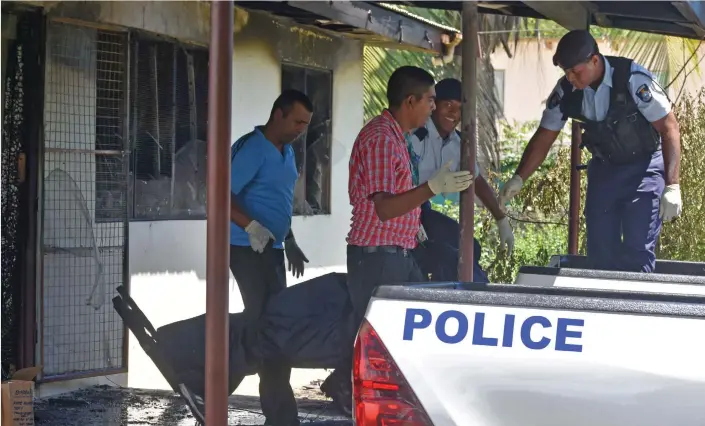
[1,8,44,377]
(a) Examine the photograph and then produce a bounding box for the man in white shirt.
[498,30,682,273]
[408,78,514,282]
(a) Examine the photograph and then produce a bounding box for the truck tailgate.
[516,266,705,296]
[365,284,705,426]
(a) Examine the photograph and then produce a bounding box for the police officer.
[498,30,683,273]
[408,78,514,282]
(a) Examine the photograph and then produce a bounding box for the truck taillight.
[353,319,433,426]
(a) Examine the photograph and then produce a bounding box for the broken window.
[130,36,209,220]
[281,63,333,216]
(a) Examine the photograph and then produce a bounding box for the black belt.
[348,245,411,257]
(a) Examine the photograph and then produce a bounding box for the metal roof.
[390,1,705,39]
[234,1,459,54]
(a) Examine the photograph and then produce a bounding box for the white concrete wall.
[125,11,363,394]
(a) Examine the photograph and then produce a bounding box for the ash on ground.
[34,382,351,426]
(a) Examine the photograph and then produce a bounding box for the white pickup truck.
[354,258,705,426]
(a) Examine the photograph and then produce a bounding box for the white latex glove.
[659,184,682,222]
[417,224,428,243]
[498,174,524,211]
[427,161,473,195]
[244,220,275,253]
[496,216,514,256]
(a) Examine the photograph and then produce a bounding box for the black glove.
[284,236,309,278]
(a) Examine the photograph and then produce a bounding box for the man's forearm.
[515,128,561,180]
[230,196,252,228]
[661,126,681,186]
[475,175,505,220]
[651,112,681,185]
[372,184,435,222]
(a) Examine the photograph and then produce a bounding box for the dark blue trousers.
[414,201,489,283]
[585,150,665,273]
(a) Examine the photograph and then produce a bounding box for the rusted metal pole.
[459,1,478,282]
[205,1,233,424]
[568,120,582,255]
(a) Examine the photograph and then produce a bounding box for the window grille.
[41,22,128,377]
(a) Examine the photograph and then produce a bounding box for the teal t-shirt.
[406,132,460,206]
[405,133,420,187]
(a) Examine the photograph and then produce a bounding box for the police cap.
[435,78,462,102]
[552,30,599,69]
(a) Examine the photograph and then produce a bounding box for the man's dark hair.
[271,89,313,117]
[386,66,435,108]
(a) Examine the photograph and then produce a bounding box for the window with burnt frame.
[281,64,333,216]
[129,36,209,220]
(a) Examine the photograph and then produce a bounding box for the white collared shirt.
[409,118,480,185]
[540,56,671,131]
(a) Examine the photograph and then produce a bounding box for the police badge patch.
[636,84,653,103]
[547,91,561,109]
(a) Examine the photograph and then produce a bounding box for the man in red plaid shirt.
[321,66,474,414]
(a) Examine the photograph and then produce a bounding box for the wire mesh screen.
[131,39,208,220]
[41,22,128,377]
[2,15,25,375]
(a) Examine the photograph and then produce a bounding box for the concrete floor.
[34,384,351,425]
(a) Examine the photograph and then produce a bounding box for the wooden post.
[568,18,591,256]
[568,121,581,254]
[459,1,479,282]
[205,1,233,424]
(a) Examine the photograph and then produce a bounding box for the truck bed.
[548,254,705,276]
[363,283,705,426]
[516,262,705,296]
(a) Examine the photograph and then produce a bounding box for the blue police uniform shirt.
[539,56,671,131]
[230,127,298,249]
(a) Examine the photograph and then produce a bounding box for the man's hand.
[496,217,514,256]
[659,184,682,222]
[245,220,275,253]
[498,174,524,211]
[417,224,428,243]
[284,236,309,278]
[427,161,473,195]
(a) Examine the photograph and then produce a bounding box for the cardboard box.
[1,366,41,426]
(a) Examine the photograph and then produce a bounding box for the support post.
[205,1,233,425]
[568,121,582,255]
[568,16,591,257]
[459,1,478,282]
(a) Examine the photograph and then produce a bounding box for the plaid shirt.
[347,110,421,249]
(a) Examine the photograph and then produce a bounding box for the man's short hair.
[271,89,313,117]
[386,66,435,108]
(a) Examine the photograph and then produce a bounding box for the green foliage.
[658,89,705,261]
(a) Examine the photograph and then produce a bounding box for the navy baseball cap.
[435,78,462,102]
[552,30,599,69]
